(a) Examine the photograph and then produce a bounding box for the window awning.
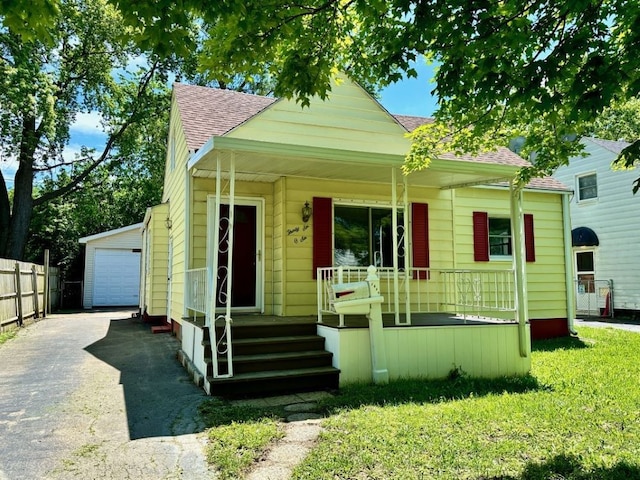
[572,227,599,247]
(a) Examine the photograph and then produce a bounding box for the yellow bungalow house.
[140,76,574,397]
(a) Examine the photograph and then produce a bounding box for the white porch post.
[391,168,402,324]
[510,181,529,358]
[208,154,223,377]
[223,153,236,376]
[402,173,411,325]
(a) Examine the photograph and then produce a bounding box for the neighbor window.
[577,173,597,201]
[488,218,512,257]
[334,205,404,268]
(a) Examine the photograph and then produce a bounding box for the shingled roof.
[173,83,276,152]
[173,83,569,192]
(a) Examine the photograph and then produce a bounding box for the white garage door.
[93,249,141,306]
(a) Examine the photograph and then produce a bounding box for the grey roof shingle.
[586,137,630,155]
[173,83,276,152]
[173,83,569,191]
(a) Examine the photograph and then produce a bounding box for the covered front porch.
[179,129,534,395]
[182,261,530,393]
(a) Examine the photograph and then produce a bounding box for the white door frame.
[207,196,264,313]
[167,237,173,323]
[574,248,597,314]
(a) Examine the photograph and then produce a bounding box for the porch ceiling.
[188,136,520,189]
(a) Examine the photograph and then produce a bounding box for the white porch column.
[223,153,236,376]
[208,153,222,330]
[510,181,529,358]
[391,168,401,324]
[402,173,411,325]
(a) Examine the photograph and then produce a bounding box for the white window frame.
[576,172,597,202]
[332,200,405,269]
[488,216,513,261]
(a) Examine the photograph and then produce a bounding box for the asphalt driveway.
[0,310,212,480]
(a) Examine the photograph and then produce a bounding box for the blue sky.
[1,61,439,189]
[378,60,439,117]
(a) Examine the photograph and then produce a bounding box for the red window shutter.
[312,197,332,279]
[473,211,489,262]
[411,203,430,279]
[524,214,535,262]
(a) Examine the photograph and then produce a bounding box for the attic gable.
[226,76,413,156]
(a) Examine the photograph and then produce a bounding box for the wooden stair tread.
[222,351,331,363]
[228,335,322,345]
[208,366,340,383]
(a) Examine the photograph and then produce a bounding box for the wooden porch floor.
[226,313,516,328]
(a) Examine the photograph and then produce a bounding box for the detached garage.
[79,223,143,309]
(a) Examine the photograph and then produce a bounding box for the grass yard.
[0,328,17,346]
[201,326,640,479]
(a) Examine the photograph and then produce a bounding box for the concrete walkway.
[0,310,213,480]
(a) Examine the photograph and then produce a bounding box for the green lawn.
[201,327,640,479]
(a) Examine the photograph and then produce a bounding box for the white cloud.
[71,111,105,136]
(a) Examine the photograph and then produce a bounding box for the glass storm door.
[575,250,597,315]
[215,202,261,311]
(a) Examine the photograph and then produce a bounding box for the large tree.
[4,1,640,182]
[0,0,179,260]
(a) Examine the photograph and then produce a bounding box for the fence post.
[31,265,40,319]
[44,249,50,317]
[15,263,23,326]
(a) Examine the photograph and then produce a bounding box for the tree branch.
[33,61,160,206]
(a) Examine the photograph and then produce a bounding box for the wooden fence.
[0,253,60,331]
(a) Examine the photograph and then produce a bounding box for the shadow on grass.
[199,374,545,427]
[531,335,590,352]
[486,453,640,479]
[318,374,546,414]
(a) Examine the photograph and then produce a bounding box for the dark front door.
[216,204,257,308]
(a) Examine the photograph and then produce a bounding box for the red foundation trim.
[529,318,569,340]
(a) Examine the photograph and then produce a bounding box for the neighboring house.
[79,223,143,309]
[553,137,636,316]
[140,76,573,397]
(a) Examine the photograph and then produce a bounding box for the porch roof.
[188,135,530,190]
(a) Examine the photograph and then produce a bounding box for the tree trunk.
[3,116,37,261]
[0,172,10,255]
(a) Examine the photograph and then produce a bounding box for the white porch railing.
[186,268,207,314]
[185,267,234,381]
[317,266,516,325]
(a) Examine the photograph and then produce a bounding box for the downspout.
[562,193,578,335]
[510,181,529,358]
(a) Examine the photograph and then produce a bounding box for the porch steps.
[203,321,340,397]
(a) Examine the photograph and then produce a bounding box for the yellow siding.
[190,177,276,314]
[162,96,190,323]
[319,324,531,385]
[273,178,285,315]
[454,188,568,320]
[276,178,567,321]
[142,203,169,317]
[227,76,411,156]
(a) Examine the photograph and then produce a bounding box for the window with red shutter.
[473,211,490,261]
[312,197,333,279]
[524,214,535,262]
[473,211,536,262]
[411,203,430,279]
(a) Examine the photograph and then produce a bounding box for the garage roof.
[79,223,144,244]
